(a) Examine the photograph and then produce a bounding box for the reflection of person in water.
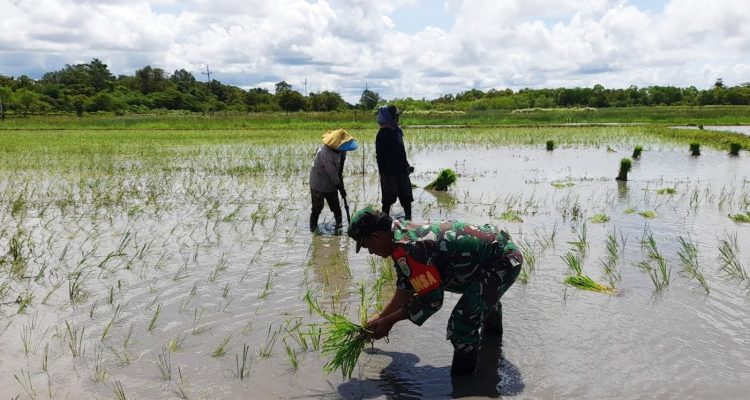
[337,336,524,399]
[308,234,351,294]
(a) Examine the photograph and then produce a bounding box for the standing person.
[376,105,414,220]
[309,129,358,232]
[347,207,523,375]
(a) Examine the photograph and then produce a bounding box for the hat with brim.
[322,129,357,150]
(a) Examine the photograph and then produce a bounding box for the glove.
[338,186,347,198]
[408,165,415,174]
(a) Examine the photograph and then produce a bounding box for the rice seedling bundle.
[546,140,555,151]
[304,291,371,379]
[728,212,750,223]
[564,275,616,294]
[729,142,742,156]
[632,145,643,159]
[690,143,701,156]
[615,158,631,181]
[424,168,458,191]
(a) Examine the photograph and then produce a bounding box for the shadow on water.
[337,337,524,399]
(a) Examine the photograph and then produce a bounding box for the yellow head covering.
[322,129,355,149]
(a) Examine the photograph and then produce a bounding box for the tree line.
[1,58,749,118]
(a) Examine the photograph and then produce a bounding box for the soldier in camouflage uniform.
[347,207,523,375]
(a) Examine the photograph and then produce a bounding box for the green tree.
[275,80,292,94]
[358,89,380,110]
[277,90,306,112]
[308,91,347,111]
[135,66,168,94]
[170,69,197,93]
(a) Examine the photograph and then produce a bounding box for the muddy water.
[1,143,749,399]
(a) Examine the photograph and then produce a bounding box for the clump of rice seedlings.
[424,168,458,191]
[101,304,121,342]
[258,270,274,299]
[600,228,622,287]
[211,335,232,358]
[677,236,709,294]
[615,158,632,181]
[207,254,228,283]
[639,210,657,219]
[306,324,323,351]
[14,369,36,399]
[567,223,588,258]
[550,180,575,189]
[500,209,524,223]
[257,325,281,358]
[305,289,372,379]
[546,140,555,151]
[729,142,742,156]
[728,212,750,223]
[65,320,85,357]
[113,380,127,400]
[175,367,191,399]
[624,207,636,214]
[632,145,643,159]
[690,143,701,156]
[590,213,610,223]
[167,334,185,352]
[717,232,748,286]
[147,304,161,332]
[656,187,677,195]
[282,338,299,370]
[561,252,615,294]
[517,241,536,284]
[234,342,251,380]
[155,346,172,381]
[637,231,671,292]
[93,345,109,383]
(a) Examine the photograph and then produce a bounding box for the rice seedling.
[101,304,121,342]
[677,236,709,294]
[561,251,583,276]
[563,275,616,294]
[500,209,524,222]
[590,213,610,223]
[113,380,127,400]
[729,142,742,156]
[656,187,677,195]
[632,145,643,159]
[207,254,227,283]
[155,346,172,381]
[567,223,588,258]
[424,168,458,191]
[624,207,636,214]
[93,345,109,383]
[728,212,750,223]
[517,241,536,284]
[211,335,232,358]
[258,325,281,358]
[147,304,161,333]
[639,210,657,219]
[175,367,191,399]
[550,180,575,189]
[690,143,701,156]
[14,369,36,400]
[546,140,555,151]
[600,228,622,287]
[282,338,299,370]
[615,158,632,181]
[637,231,671,292]
[64,320,85,357]
[42,342,48,372]
[234,342,251,380]
[717,232,748,285]
[258,270,274,299]
[167,334,186,352]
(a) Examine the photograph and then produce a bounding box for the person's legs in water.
[482,301,503,338]
[380,174,398,216]
[396,173,414,220]
[447,258,522,375]
[323,191,343,227]
[310,189,326,232]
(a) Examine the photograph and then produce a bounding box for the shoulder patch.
[397,257,410,277]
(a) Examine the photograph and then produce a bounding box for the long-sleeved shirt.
[309,144,343,193]
[389,220,519,326]
[375,126,410,176]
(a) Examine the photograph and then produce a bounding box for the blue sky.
[0,0,748,102]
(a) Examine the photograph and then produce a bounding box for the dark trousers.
[310,189,342,231]
[380,173,413,219]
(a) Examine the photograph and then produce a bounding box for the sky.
[1,0,749,103]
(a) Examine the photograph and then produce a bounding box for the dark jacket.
[376,126,410,176]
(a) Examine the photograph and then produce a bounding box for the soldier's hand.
[367,317,393,340]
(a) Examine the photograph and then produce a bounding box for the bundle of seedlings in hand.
[304,289,372,379]
[424,169,458,191]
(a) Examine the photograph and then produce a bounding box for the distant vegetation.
[2,59,750,118]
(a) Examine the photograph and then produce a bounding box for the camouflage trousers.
[446,249,522,353]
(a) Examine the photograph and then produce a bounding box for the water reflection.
[337,337,523,399]
[308,234,351,294]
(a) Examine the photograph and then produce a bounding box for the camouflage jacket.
[390,220,518,326]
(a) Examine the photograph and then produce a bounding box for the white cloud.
[0,0,749,102]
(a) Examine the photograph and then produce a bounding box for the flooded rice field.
[1,128,749,399]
